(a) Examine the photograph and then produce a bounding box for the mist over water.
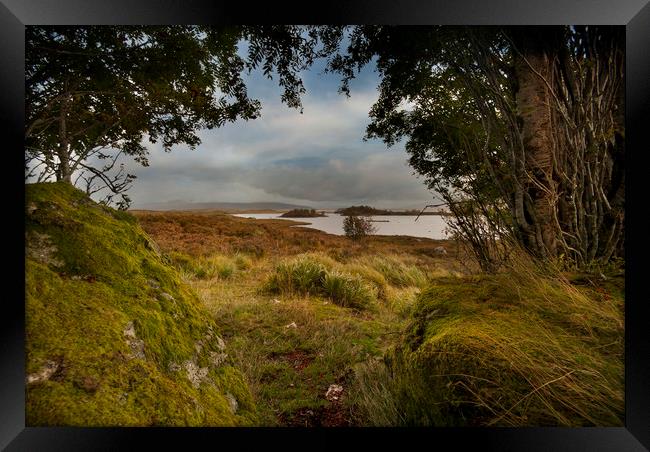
[231,213,450,240]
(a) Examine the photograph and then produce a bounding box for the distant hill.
[336,205,450,216]
[131,200,313,212]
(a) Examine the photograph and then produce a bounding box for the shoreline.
[231,213,451,242]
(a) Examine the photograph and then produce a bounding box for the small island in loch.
[280,208,328,218]
[336,205,451,216]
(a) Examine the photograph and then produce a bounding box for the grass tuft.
[356,255,429,288]
[264,256,327,297]
[321,271,375,310]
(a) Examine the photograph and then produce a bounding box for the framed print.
[3,0,649,450]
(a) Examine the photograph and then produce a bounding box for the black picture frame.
[2,1,649,450]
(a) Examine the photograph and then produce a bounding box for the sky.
[123,48,437,210]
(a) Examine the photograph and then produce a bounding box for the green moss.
[25,182,257,426]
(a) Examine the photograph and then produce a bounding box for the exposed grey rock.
[26,231,64,268]
[123,321,145,359]
[433,246,448,255]
[147,279,161,289]
[160,292,174,301]
[178,329,231,388]
[225,393,238,414]
[26,359,59,384]
[325,384,344,401]
[184,361,209,388]
[209,351,228,367]
[118,392,129,404]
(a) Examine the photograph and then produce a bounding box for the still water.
[231,213,450,240]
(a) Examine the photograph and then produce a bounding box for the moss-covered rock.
[25,182,257,426]
[366,273,624,426]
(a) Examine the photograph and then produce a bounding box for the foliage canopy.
[25,25,344,208]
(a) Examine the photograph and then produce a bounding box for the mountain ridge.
[131,200,313,212]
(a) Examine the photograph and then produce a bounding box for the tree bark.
[57,90,72,184]
[512,28,561,259]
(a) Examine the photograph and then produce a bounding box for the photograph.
[22,24,630,429]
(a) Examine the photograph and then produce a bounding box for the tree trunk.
[56,147,72,183]
[57,90,72,184]
[512,29,561,259]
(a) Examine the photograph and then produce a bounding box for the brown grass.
[132,209,463,264]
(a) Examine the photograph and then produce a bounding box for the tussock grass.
[263,253,441,311]
[322,271,375,310]
[349,359,405,426]
[264,256,327,297]
[357,255,430,288]
[383,285,422,317]
[168,252,240,281]
[233,253,253,271]
[350,252,624,427]
[263,255,375,310]
[294,251,338,270]
[343,264,389,301]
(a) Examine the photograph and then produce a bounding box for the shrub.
[343,215,377,240]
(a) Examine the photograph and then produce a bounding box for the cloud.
[129,144,433,208]
[122,63,436,209]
